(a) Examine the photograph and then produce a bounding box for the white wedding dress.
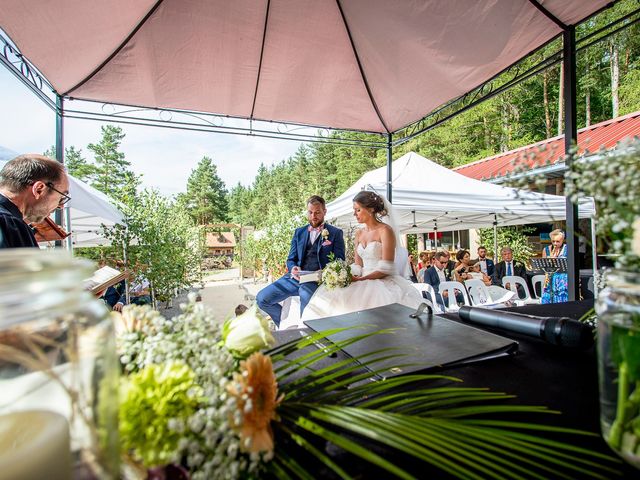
[300,241,424,321]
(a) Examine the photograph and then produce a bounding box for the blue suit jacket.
[423,266,446,309]
[476,258,495,277]
[286,223,345,274]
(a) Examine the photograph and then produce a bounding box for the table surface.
[274,300,638,478]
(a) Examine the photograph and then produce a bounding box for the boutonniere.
[321,228,331,246]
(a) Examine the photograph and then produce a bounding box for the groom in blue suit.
[256,195,345,326]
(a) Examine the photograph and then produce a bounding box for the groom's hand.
[291,266,301,280]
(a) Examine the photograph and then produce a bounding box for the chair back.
[531,274,546,299]
[502,275,533,301]
[411,283,442,313]
[438,281,470,312]
[464,279,492,306]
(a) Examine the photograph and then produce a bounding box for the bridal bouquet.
[114,296,618,479]
[320,253,352,289]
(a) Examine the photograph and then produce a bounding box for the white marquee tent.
[0,152,124,247]
[326,152,595,233]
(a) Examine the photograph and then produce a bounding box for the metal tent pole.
[493,215,498,261]
[386,133,392,202]
[590,217,598,298]
[563,26,579,301]
[55,95,66,249]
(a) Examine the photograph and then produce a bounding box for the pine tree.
[179,156,229,225]
[43,145,97,183]
[87,125,138,201]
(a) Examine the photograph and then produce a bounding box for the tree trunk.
[500,100,509,152]
[557,63,564,136]
[610,41,619,118]
[483,115,491,151]
[585,64,591,127]
[543,70,552,138]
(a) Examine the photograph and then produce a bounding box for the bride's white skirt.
[300,275,424,322]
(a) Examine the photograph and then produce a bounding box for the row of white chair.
[412,274,546,312]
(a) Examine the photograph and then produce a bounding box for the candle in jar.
[0,410,71,480]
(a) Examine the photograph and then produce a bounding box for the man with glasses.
[0,154,70,248]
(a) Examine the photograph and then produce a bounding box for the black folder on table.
[304,303,518,378]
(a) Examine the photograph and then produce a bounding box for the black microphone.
[458,306,593,349]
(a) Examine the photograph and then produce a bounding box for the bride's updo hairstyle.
[353,191,388,222]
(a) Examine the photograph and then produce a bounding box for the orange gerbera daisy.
[227,352,282,453]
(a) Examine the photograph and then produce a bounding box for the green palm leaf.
[264,331,620,479]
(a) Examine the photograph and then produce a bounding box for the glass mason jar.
[0,249,119,479]
[596,269,640,469]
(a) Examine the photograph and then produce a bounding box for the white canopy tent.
[0,153,124,247]
[326,152,595,233]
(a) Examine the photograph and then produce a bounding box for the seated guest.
[492,246,527,291]
[423,251,448,309]
[408,253,419,283]
[467,262,492,286]
[541,229,568,304]
[442,250,456,280]
[475,245,495,277]
[103,280,126,308]
[113,273,151,312]
[453,249,472,282]
[417,251,431,270]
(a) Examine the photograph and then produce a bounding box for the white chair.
[279,296,303,329]
[464,279,493,306]
[502,275,539,304]
[438,281,471,312]
[531,274,546,299]
[412,282,438,304]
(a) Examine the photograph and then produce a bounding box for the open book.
[83,266,127,295]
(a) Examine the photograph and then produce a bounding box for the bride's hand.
[351,275,362,282]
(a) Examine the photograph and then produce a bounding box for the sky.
[0,67,303,197]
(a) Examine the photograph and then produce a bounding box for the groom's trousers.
[256,275,318,326]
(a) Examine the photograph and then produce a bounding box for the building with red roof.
[454,110,640,194]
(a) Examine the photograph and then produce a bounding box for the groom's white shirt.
[309,229,320,244]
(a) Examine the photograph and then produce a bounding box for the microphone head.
[542,317,594,349]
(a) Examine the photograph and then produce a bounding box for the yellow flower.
[321,228,329,239]
[227,352,282,454]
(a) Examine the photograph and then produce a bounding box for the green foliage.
[177,156,229,225]
[240,205,304,277]
[43,145,98,183]
[565,138,640,271]
[478,226,536,267]
[87,125,140,203]
[119,362,204,467]
[104,189,206,302]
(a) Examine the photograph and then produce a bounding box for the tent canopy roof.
[0,0,612,134]
[326,152,595,232]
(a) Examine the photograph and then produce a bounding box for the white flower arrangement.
[117,299,276,480]
[111,296,618,479]
[565,138,640,271]
[320,253,352,289]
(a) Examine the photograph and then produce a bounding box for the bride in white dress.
[300,191,425,321]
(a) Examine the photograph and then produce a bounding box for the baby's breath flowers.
[565,138,640,271]
[116,298,274,479]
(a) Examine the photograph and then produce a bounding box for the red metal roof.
[454,110,640,180]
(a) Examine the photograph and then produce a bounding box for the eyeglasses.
[46,182,71,206]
